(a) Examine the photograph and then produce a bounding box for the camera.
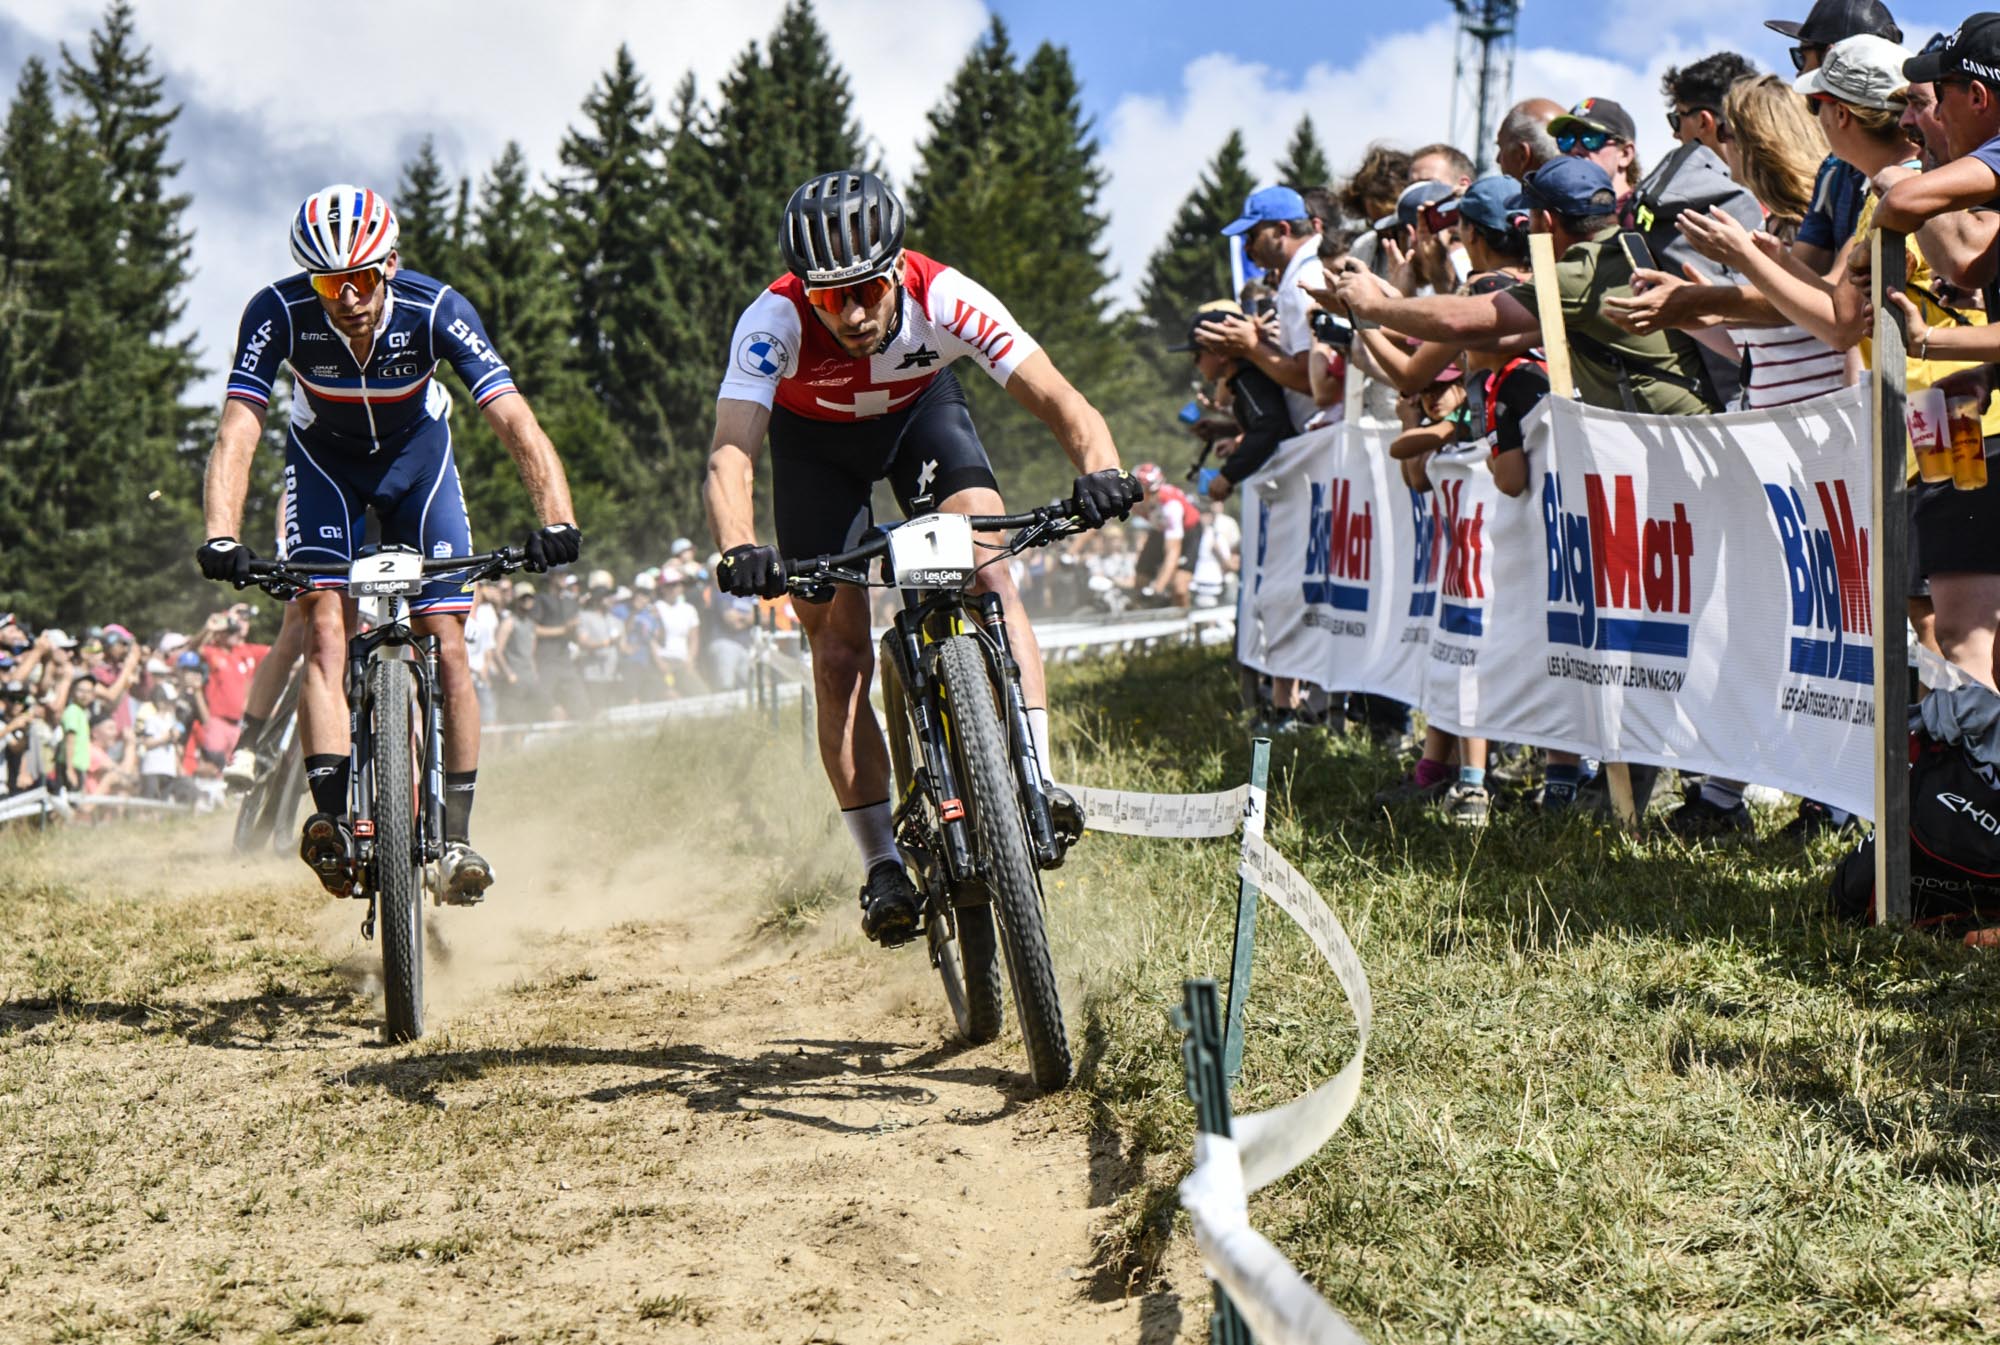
[1310,309,1354,347]
[1420,197,1463,235]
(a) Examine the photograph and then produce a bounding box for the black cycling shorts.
[768,369,1001,560]
[1138,522,1204,576]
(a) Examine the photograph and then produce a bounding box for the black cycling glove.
[1070,469,1142,527]
[197,536,255,585]
[718,544,787,599]
[524,523,583,574]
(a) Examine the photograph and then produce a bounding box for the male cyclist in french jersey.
[705,171,1140,947]
[1130,463,1204,608]
[197,184,583,902]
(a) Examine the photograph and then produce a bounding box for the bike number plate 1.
[348,550,426,597]
[889,513,976,589]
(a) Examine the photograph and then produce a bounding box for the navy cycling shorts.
[767,368,1001,560]
[282,415,475,616]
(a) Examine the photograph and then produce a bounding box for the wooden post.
[1870,231,1912,924]
[1528,231,1638,828]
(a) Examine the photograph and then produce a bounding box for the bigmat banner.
[1237,387,1878,819]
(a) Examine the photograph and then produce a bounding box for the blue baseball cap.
[1458,175,1526,233]
[1220,185,1309,237]
[1508,158,1617,218]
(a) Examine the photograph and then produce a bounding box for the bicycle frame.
[343,593,445,902]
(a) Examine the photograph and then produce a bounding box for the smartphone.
[1420,198,1463,235]
[1617,230,1657,274]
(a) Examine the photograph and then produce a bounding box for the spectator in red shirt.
[195,610,269,763]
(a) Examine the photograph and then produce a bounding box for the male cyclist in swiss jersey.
[197,184,583,901]
[704,171,1140,947]
[1129,463,1203,608]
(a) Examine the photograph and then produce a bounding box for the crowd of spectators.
[1164,0,1999,839]
[2,606,270,811]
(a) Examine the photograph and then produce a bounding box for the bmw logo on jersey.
[738,331,789,379]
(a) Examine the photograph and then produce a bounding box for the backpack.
[1831,697,2000,934]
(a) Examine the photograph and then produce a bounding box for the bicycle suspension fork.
[891,612,977,885]
[972,592,1060,868]
[417,633,445,866]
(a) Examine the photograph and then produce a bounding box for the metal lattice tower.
[1449,0,1521,175]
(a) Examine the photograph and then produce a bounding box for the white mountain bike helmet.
[289,184,399,273]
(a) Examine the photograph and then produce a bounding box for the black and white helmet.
[780,170,905,287]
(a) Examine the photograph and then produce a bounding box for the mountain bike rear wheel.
[370,660,425,1043]
[882,634,1001,1044]
[935,634,1071,1091]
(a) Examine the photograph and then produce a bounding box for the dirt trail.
[0,797,1197,1343]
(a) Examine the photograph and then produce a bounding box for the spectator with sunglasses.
[1770,0,1905,273]
[1549,98,1642,199]
[199,183,584,905]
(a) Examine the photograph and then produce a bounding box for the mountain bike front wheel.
[370,659,425,1043]
[935,634,1071,1092]
[882,634,1002,1044]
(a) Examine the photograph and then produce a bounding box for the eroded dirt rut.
[0,805,1195,1343]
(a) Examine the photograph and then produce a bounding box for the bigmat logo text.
[1542,471,1694,657]
[1303,478,1372,610]
[1435,477,1487,636]
[1763,480,1872,685]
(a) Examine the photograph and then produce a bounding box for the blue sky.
[0,1,1973,376]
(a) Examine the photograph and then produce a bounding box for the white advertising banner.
[1235,425,1431,704]
[1238,388,1880,820]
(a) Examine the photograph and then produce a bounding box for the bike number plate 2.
[348,550,426,597]
[889,513,976,589]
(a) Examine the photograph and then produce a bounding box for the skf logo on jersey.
[737,330,788,378]
[1435,477,1487,636]
[942,301,1015,367]
[239,319,273,372]
[1542,471,1694,656]
[1764,480,1873,685]
[1407,487,1440,619]
[1302,478,1371,610]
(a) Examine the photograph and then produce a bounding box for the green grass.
[1050,643,2000,1344]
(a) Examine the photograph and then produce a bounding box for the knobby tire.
[371,660,425,1043]
[935,634,1071,1091]
[882,636,1002,1044]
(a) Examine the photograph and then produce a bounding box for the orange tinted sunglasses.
[309,264,386,302]
[805,272,896,314]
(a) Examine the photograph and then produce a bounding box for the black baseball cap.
[1904,14,2000,85]
[1547,97,1637,144]
[1169,299,1245,353]
[1765,0,1903,43]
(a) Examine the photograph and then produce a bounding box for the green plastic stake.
[1222,738,1270,1082]
[1174,979,1254,1345]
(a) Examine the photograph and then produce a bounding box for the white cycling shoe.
[224,747,258,789]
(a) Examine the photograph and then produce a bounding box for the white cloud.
[4,0,987,375]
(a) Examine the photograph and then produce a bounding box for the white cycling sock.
[1027,707,1053,783]
[842,799,900,872]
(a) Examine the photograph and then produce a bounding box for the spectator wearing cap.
[1170,301,1294,503]
[1338,177,1539,397]
[705,585,759,692]
[1496,99,1564,178]
[1202,185,1324,432]
[1770,0,1905,274]
[652,566,704,697]
[1876,15,2000,288]
[575,569,624,707]
[1897,32,1957,173]
[1550,98,1641,197]
[495,582,540,722]
[532,570,582,719]
[1322,158,1721,417]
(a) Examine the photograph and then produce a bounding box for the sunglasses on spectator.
[805,273,897,314]
[1556,129,1614,153]
[1789,43,1826,73]
[308,264,386,302]
[1666,107,1722,134]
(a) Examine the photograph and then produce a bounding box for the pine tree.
[653,75,730,475]
[1276,114,1332,192]
[1137,131,1256,402]
[708,0,868,307]
[455,141,639,559]
[907,18,1020,230]
[395,137,458,276]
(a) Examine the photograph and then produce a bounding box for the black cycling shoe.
[1046,784,1084,861]
[859,860,922,947]
[299,812,354,896]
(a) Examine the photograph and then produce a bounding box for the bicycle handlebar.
[240,547,531,598]
[777,499,1090,593]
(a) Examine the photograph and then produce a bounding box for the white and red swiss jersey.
[716,250,1042,422]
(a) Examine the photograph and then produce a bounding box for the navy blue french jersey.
[226,270,517,454]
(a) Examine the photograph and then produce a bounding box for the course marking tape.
[1057,782,1252,838]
